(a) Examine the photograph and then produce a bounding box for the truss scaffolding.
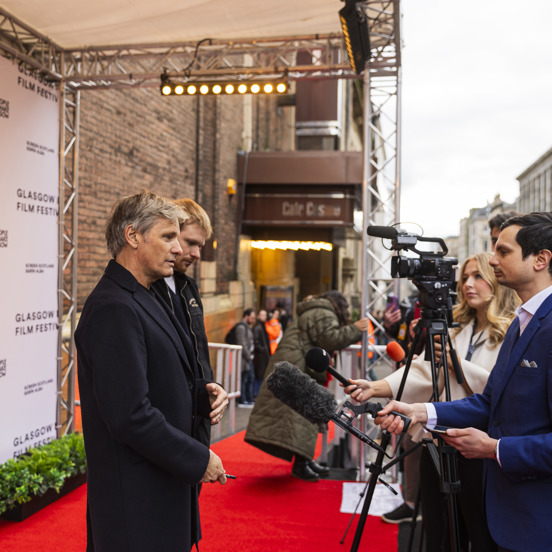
[0,0,401,440]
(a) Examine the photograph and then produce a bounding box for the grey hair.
[105,191,188,257]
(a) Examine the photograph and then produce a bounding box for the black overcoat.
[75,260,211,552]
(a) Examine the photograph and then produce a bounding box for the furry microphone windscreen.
[266,361,338,425]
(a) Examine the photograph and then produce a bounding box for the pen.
[225,474,237,479]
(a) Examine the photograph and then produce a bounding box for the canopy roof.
[1,0,344,49]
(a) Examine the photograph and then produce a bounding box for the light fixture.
[251,240,333,252]
[160,76,288,96]
[339,0,371,74]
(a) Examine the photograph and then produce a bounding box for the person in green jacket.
[245,290,371,481]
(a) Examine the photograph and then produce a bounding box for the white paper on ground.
[340,482,403,515]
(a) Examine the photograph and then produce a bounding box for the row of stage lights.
[251,240,333,252]
[160,80,288,97]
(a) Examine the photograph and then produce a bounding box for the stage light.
[160,77,289,96]
[339,0,371,74]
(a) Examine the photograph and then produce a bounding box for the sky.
[398,0,552,238]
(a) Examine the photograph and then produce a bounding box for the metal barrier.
[208,343,242,441]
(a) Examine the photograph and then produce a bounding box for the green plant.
[0,432,87,516]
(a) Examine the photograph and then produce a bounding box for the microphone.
[304,348,412,431]
[267,361,337,425]
[266,362,386,452]
[386,341,405,363]
[367,225,399,239]
[305,347,351,387]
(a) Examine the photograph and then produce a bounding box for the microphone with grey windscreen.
[266,361,388,453]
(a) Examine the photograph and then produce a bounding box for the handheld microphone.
[305,347,351,387]
[266,362,386,452]
[367,225,399,239]
[305,347,411,431]
[386,341,406,363]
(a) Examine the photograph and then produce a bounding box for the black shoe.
[308,460,330,477]
[381,503,421,524]
[291,461,319,482]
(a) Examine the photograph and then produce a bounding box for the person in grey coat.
[245,290,371,481]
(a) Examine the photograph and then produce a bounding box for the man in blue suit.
[375,212,552,552]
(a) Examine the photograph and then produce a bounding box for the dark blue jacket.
[435,293,552,551]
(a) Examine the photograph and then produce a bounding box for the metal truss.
[56,83,80,437]
[359,0,402,480]
[0,7,63,79]
[361,0,401,355]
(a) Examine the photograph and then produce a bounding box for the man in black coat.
[75,192,228,552]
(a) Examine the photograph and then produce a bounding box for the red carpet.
[0,429,397,551]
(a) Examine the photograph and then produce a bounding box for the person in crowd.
[275,301,289,331]
[489,210,518,251]
[252,308,271,397]
[265,308,283,354]
[152,198,227,450]
[374,212,552,552]
[346,252,519,550]
[245,290,371,481]
[383,292,422,356]
[236,308,256,406]
[75,191,228,552]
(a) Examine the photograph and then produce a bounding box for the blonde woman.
[346,252,520,551]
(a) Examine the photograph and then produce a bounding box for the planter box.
[1,471,87,522]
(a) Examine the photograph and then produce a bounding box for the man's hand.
[200,449,227,484]
[206,383,228,425]
[374,400,428,434]
[441,427,497,459]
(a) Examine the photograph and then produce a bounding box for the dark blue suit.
[436,293,552,551]
[75,260,211,551]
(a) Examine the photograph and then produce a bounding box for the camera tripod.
[345,307,465,552]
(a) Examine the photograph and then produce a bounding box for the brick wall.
[76,87,253,308]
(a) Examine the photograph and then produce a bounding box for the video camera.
[367,225,458,320]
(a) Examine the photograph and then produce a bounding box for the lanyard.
[465,319,485,361]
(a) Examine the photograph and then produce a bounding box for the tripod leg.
[350,431,392,552]
[340,480,370,544]
[406,484,422,552]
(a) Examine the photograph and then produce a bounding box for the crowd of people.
[74,190,552,552]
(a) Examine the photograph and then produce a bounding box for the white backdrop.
[0,56,60,462]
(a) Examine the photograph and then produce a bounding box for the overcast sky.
[398,0,552,238]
